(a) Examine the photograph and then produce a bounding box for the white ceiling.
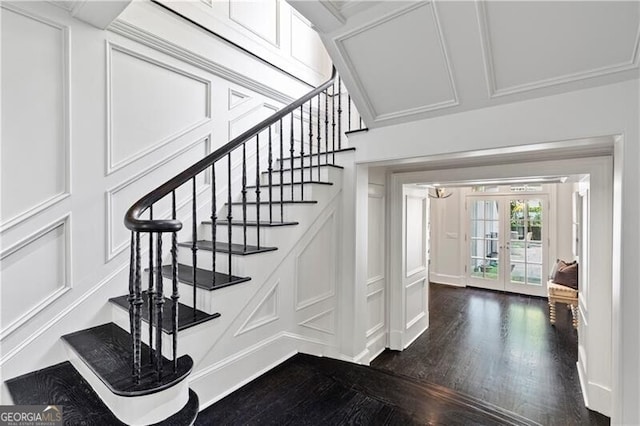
[289,0,640,128]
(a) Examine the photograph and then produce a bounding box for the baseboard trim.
[429,273,465,287]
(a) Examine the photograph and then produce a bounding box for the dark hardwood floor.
[197,284,609,425]
[372,284,609,426]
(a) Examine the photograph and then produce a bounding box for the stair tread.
[179,240,277,255]
[109,293,220,333]
[161,264,251,290]
[263,164,343,173]
[227,200,317,206]
[278,147,355,162]
[204,220,299,227]
[247,181,333,188]
[61,323,193,397]
[6,362,200,426]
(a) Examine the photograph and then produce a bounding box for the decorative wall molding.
[365,287,384,338]
[405,277,426,329]
[228,88,251,110]
[320,1,346,25]
[294,211,336,310]
[1,214,72,340]
[334,1,459,124]
[105,135,211,261]
[405,194,426,277]
[476,1,640,98]
[0,4,71,232]
[234,281,280,336]
[298,308,335,335]
[105,41,212,175]
[228,102,280,141]
[0,260,129,366]
[108,20,297,106]
[229,0,280,48]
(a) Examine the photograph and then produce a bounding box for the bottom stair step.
[109,292,221,333]
[5,361,199,425]
[61,323,193,397]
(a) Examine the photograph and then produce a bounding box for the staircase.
[5,72,365,424]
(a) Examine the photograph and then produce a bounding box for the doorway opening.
[383,153,613,418]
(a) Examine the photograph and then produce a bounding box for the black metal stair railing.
[123,69,364,384]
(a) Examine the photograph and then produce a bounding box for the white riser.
[201,223,286,246]
[176,243,280,275]
[110,302,220,360]
[230,201,315,222]
[243,182,330,203]
[260,166,341,185]
[275,154,342,170]
[177,248,250,276]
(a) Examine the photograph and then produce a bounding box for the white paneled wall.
[155,0,332,85]
[1,6,69,230]
[0,0,334,404]
[366,183,386,360]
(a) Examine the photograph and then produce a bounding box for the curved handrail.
[124,68,337,233]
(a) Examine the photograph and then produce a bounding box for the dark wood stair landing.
[6,361,199,426]
[61,323,192,397]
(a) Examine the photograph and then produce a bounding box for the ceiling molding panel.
[335,2,459,125]
[477,1,640,98]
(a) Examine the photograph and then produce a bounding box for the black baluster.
[268,126,273,224]
[242,142,247,252]
[290,114,294,200]
[171,192,179,372]
[324,90,329,166]
[133,232,142,384]
[255,134,261,249]
[308,102,313,182]
[299,105,304,200]
[337,76,342,155]
[331,81,336,164]
[128,232,136,377]
[148,206,154,363]
[279,118,284,223]
[191,177,197,319]
[317,93,321,182]
[155,232,164,379]
[348,94,352,132]
[227,154,232,277]
[210,165,216,289]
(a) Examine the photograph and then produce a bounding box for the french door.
[467,195,548,297]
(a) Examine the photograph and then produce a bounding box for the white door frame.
[386,155,613,416]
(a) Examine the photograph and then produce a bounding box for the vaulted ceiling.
[290,1,640,128]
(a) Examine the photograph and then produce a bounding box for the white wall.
[0,0,333,403]
[347,79,639,424]
[428,188,463,286]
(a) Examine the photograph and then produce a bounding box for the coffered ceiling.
[289,1,640,128]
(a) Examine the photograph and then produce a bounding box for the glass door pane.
[508,198,544,287]
[469,200,499,282]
